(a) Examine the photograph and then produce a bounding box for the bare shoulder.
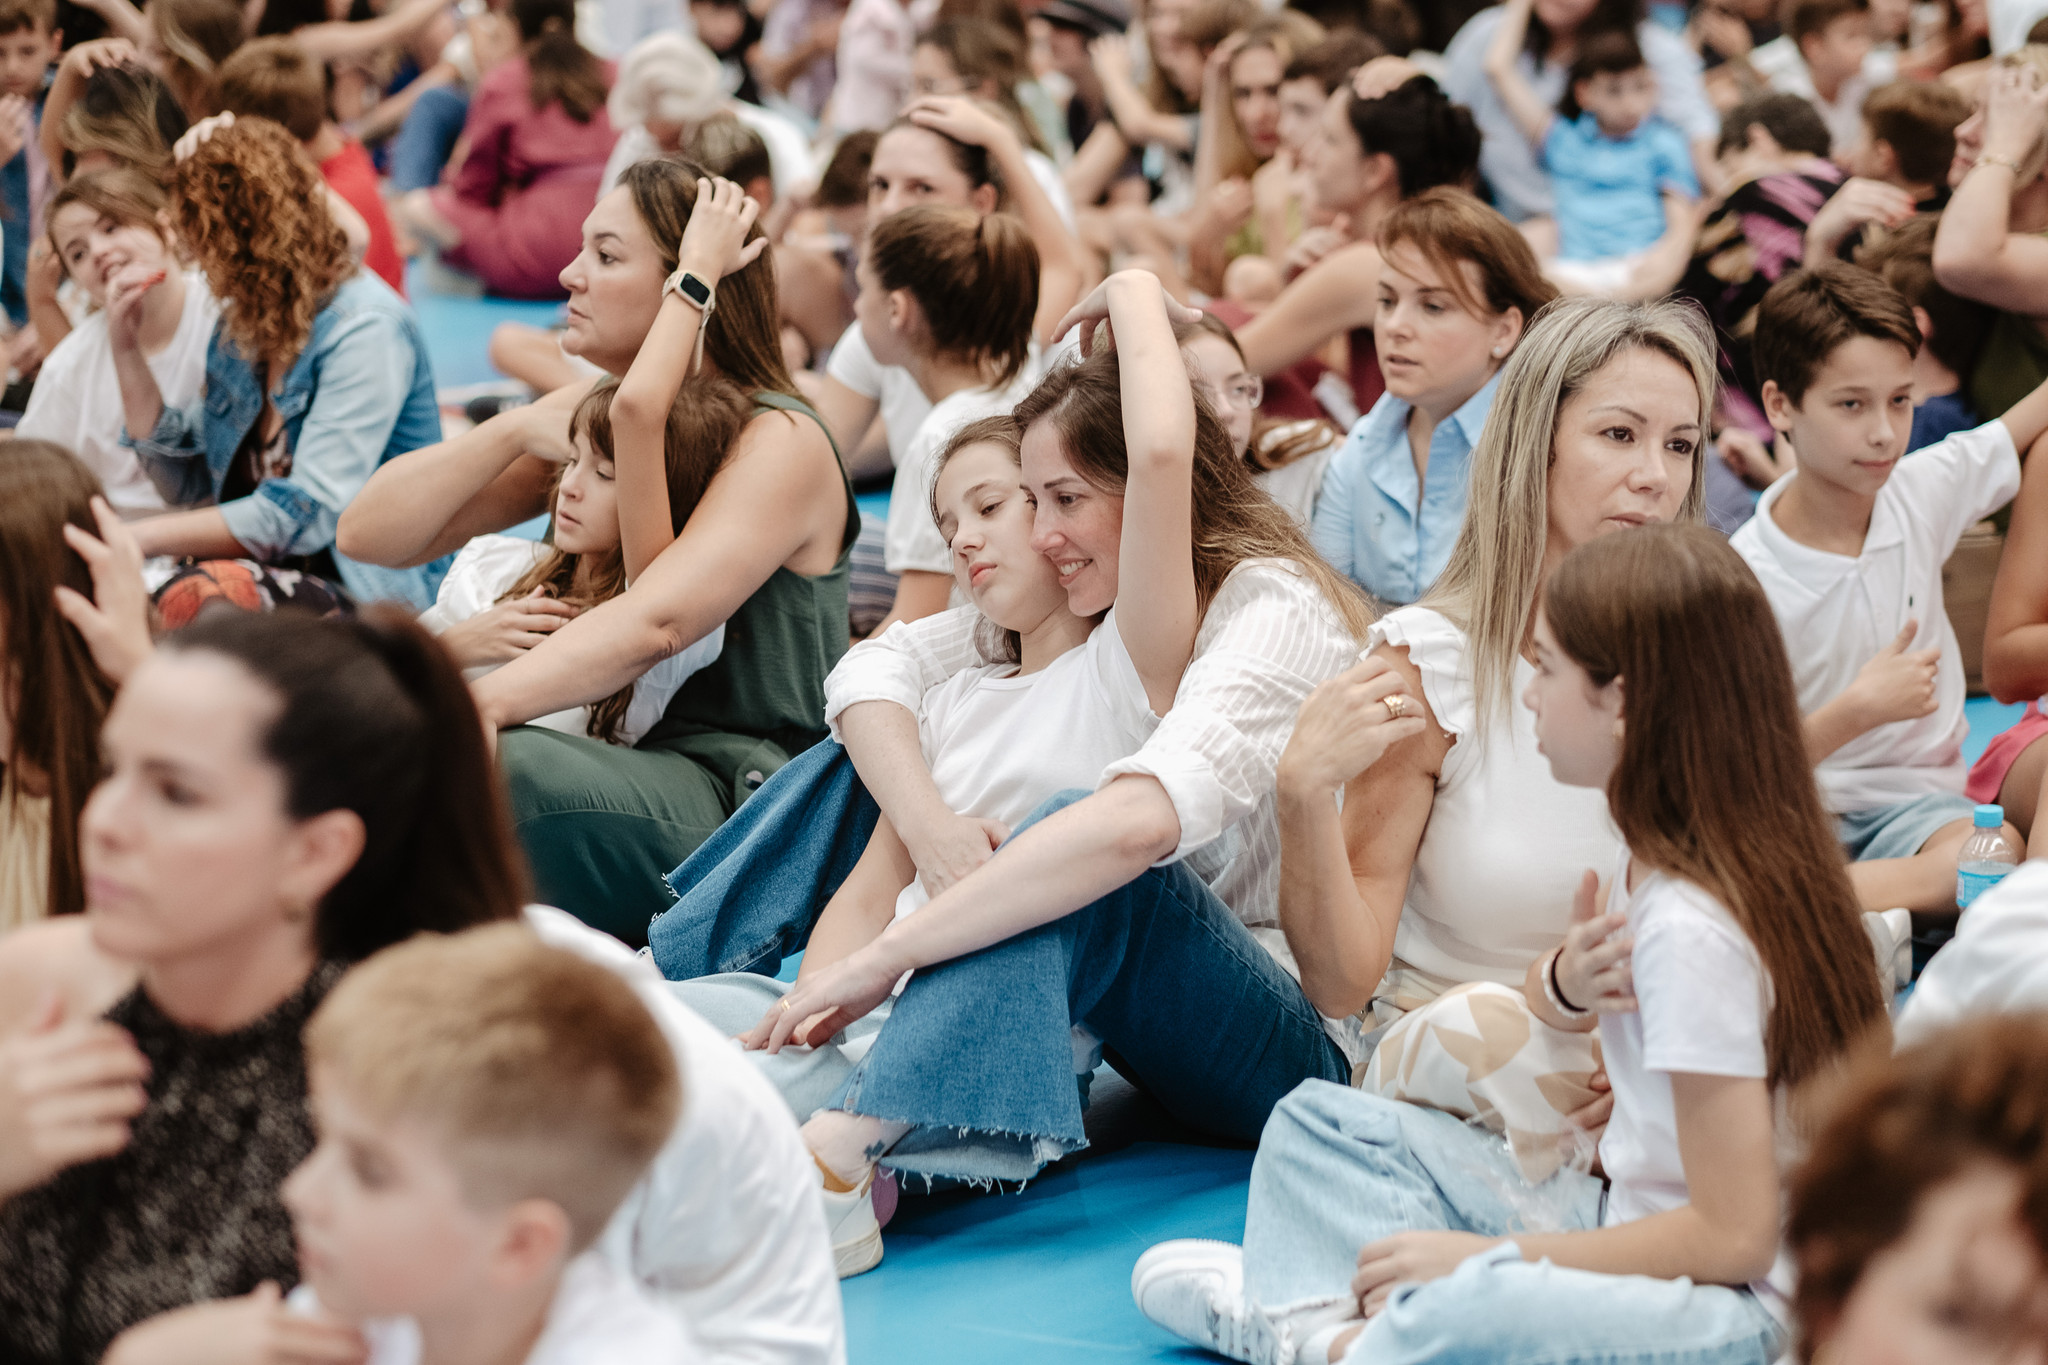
[0,919,137,1036]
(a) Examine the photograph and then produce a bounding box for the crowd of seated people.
[7,0,2048,1361]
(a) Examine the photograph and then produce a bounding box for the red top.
[321,137,407,297]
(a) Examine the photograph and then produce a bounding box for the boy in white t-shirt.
[1730,261,2048,914]
[278,926,689,1365]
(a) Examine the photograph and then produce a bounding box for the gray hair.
[608,31,726,131]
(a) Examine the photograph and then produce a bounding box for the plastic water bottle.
[1957,804,2021,910]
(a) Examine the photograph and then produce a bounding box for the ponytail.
[869,203,1036,386]
[1348,75,1481,196]
[164,606,527,959]
[514,0,608,123]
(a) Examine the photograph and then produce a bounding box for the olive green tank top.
[639,391,860,804]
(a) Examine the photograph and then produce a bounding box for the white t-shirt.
[418,534,724,748]
[883,372,1039,576]
[825,322,931,464]
[600,102,818,199]
[1746,37,1897,156]
[893,608,1157,924]
[1371,606,1623,986]
[17,272,218,515]
[524,907,847,1365]
[1897,857,2048,1045]
[1596,853,1794,1322]
[1730,420,2020,813]
[293,1253,691,1365]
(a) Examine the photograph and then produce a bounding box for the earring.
[1612,719,1625,740]
[1492,346,1505,357]
[283,898,313,925]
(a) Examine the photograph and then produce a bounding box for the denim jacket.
[127,271,450,608]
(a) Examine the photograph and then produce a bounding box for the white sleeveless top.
[1372,606,1622,987]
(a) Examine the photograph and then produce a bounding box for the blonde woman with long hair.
[1262,296,1715,1179]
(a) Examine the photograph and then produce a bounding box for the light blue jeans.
[668,972,891,1124]
[1240,1083,1784,1365]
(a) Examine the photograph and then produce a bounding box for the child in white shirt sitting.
[1730,261,2048,914]
[280,925,689,1365]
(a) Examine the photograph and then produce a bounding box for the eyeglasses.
[1205,376,1263,409]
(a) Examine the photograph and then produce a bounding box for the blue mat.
[405,279,2033,1365]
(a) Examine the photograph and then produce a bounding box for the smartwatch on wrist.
[664,265,717,314]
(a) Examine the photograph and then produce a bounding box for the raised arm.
[1232,240,1383,378]
[289,0,451,64]
[336,380,587,567]
[1054,269,1201,710]
[470,406,846,726]
[1275,645,1436,1017]
[1985,432,2048,701]
[1934,66,2048,314]
[1482,0,1557,149]
[608,178,767,584]
[1192,34,1244,203]
[1090,32,1195,153]
[40,40,138,184]
[902,96,1088,343]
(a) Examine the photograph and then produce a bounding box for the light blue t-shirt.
[1544,112,1698,261]
[1310,370,1502,606]
[1440,7,1717,224]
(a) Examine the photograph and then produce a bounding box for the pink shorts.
[1968,700,2048,802]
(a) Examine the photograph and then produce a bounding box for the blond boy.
[282,926,688,1365]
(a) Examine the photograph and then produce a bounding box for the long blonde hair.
[1421,296,1714,735]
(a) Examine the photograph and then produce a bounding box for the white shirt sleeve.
[825,321,883,399]
[824,604,991,737]
[882,421,954,575]
[1899,420,2023,553]
[415,534,550,634]
[1098,561,1358,863]
[1897,859,2048,1046]
[1635,892,1769,1079]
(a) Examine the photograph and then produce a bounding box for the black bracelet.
[1543,946,1592,1020]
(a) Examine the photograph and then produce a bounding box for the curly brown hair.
[172,116,353,370]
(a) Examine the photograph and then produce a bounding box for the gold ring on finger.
[779,998,793,1012]
[1382,695,1407,721]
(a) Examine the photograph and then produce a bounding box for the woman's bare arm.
[1233,241,1383,378]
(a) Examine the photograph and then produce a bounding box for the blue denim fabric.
[126,272,449,608]
[1239,1084,1782,1364]
[834,789,1350,1185]
[387,85,469,192]
[647,740,878,980]
[669,972,892,1122]
[1,141,29,326]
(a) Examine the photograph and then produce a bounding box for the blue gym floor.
[408,273,2028,1364]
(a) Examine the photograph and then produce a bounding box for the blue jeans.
[387,84,469,191]
[832,789,1350,1184]
[1241,1084,1782,1364]
[670,971,892,1122]
[646,740,878,979]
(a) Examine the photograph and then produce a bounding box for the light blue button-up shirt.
[1311,370,1502,606]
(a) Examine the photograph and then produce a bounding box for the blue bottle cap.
[1976,804,2005,828]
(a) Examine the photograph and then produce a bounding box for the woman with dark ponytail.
[858,203,1043,632]
[395,0,619,299]
[0,604,525,1365]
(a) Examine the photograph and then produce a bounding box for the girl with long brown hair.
[112,116,446,610]
[394,0,618,299]
[1137,523,1887,1365]
[0,444,120,930]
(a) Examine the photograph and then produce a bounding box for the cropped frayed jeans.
[652,774,1347,1185]
[1241,1084,1784,1365]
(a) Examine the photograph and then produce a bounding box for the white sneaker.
[1132,1240,1296,1365]
[820,1173,884,1278]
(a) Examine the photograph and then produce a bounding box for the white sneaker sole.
[834,1222,884,1278]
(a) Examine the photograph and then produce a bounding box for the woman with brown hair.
[337,164,858,945]
[394,0,619,299]
[1140,522,1888,1365]
[112,115,445,610]
[1310,186,1556,604]
[0,446,121,931]
[1789,1014,2048,1364]
[0,603,526,1365]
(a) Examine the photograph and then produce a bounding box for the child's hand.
[101,1282,368,1365]
[1842,622,1941,730]
[61,36,137,81]
[53,497,156,685]
[1553,869,1636,1014]
[1352,1231,1504,1317]
[674,176,768,284]
[103,262,168,354]
[896,808,1010,895]
[438,588,581,667]
[172,111,234,163]
[0,94,30,166]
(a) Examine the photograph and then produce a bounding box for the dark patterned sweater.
[0,963,342,1364]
